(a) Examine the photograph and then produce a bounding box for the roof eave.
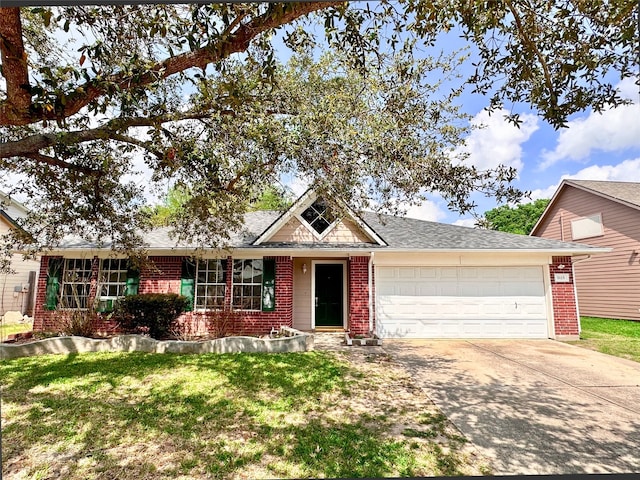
[39,246,610,259]
[529,179,570,236]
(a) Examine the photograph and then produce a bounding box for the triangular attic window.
[301,198,336,235]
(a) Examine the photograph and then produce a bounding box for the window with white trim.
[99,259,129,300]
[233,259,263,310]
[60,258,93,309]
[571,213,603,240]
[195,259,227,309]
[301,199,336,235]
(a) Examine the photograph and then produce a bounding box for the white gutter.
[368,251,374,335]
[571,255,592,334]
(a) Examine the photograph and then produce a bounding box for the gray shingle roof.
[565,180,640,209]
[58,209,601,253]
[58,210,282,249]
[360,212,599,251]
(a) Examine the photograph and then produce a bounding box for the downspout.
[368,252,374,335]
[571,255,592,334]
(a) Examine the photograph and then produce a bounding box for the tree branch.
[0,2,339,126]
[504,0,556,107]
[0,8,31,124]
[16,152,99,175]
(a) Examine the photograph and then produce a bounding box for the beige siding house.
[531,179,640,321]
[0,193,39,317]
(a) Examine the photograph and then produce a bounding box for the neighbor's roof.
[0,191,29,229]
[56,208,606,254]
[530,179,640,236]
[563,180,640,209]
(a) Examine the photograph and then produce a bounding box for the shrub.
[203,307,242,338]
[52,309,100,337]
[112,293,188,339]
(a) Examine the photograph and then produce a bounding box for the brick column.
[348,256,370,336]
[273,256,294,328]
[33,256,59,332]
[550,256,580,340]
[139,256,182,294]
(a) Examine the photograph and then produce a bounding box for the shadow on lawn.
[384,341,640,475]
[1,351,469,478]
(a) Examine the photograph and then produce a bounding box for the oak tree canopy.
[0,2,636,253]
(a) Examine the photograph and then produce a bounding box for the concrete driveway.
[383,339,640,475]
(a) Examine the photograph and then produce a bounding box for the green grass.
[571,317,640,362]
[0,351,485,479]
[0,321,32,341]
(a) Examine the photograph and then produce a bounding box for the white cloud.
[540,77,640,169]
[403,199,447,222]
[457,108,539,172]
[617,76,639,101]
[529,184,559,201]
[569,157,640,182]
[453,218,477,228]
[530,157,640,201]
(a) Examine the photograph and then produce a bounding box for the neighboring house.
[531,179,640,321]
[34,189,607,340]
[0,192,39,317]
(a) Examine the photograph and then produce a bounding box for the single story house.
[1,191,39,317]
[34,190,608,340]
[531,179,640,321]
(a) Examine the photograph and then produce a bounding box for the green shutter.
[181,258,195,312]
[125,267,140,296]
[262,258,276,312]
[45,258,63,310]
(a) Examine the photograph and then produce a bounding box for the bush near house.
[112,293,188,339]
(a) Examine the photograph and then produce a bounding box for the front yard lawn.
[1,350,489,479]
[572,316,640,363]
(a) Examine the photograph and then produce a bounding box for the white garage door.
[376,266,548,339]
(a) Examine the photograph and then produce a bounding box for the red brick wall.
[348,256,371,336]
[33,254,294,337]
[139,256,182,295]
[33,255,59,332]
[225,256,294,335]
[550,256,580,338]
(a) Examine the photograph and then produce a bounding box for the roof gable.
[531,179,640,235]
[252,189,387,246]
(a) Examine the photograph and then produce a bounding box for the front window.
[233,259,263,310]
[99,259,129,300]
[195,259,227,309]
[60,258,93,309]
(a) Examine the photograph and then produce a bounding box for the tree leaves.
[0,2,636,252]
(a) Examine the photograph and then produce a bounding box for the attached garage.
[375,265,549,339]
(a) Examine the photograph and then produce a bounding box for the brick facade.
[33,253,577,340]
[33,254,295,337]
[348,256,372,336]
[549,256,580,339]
